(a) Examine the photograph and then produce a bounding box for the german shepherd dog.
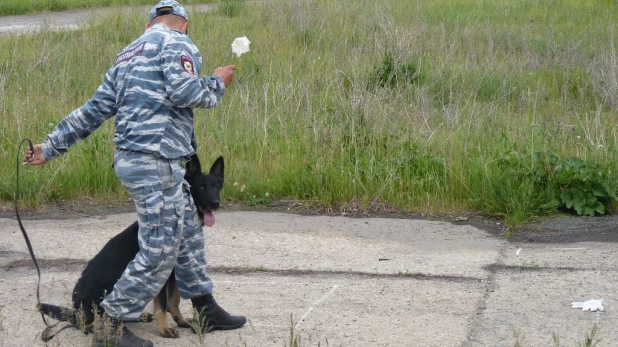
[39,154,224,338]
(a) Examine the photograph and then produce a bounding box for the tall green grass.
[2,0,617,224]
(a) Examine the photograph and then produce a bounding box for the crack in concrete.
[2,258,484,283]
[461,243,507,347]
[483,264,608,273]
[212,266,483,283]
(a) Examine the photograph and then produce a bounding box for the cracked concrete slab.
[2,211,503,279]
[2,209,617,346]
[206,212,502,279]
[467,269,616,347]
[0,268,485,347]
[1,210,498,347]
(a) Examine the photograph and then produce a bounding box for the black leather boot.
[191,294,247,332]
[91,316,154,347]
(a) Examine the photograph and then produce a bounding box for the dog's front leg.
[154,280,179,338]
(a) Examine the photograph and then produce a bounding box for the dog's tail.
[38,303,86,342]
[38,303,80,326]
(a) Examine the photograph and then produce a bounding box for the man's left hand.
[23,143,47,166]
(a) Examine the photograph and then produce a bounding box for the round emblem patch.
[180,55,195,75]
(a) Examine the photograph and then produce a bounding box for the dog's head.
[185,155,224,227]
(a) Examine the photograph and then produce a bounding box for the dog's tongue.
[204,210,215,227]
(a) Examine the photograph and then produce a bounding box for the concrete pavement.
[0,210,616,346]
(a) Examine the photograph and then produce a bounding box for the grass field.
[1,0,617,225]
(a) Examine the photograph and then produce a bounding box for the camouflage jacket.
[42,23,225,160]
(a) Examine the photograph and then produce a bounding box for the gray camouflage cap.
[149,0,188,22]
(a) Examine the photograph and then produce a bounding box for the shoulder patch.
[181,55,195,75]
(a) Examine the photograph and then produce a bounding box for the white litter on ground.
[571,299,604,312]
[516,247,521,256]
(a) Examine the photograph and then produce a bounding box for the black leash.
[15,139,65,343]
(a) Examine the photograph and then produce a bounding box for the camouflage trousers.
[100,149,214,320]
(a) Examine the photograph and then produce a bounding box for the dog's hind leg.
[154,280,179,338]
[166,274,191,328]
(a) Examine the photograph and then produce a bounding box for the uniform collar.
[148,23,171,31]
[148,23,185,36]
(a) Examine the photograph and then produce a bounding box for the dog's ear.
[210,156,224,180]
[186,153,202,177]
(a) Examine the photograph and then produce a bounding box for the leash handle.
[22,140,34,167]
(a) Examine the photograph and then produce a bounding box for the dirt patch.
[2,197,506,234]
[507,213,618,243]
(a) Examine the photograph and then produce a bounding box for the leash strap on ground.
[14,138,64,343]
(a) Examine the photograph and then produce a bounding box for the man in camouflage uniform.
[24,1,246,346]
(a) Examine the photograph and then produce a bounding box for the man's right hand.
[213,65,236,88]
[23,144,47,166]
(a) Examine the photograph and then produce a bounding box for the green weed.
[397,270,410,276]
[288,314,302,347]
[513,330,526,347]
[244,265,268,272]
[552,323,601,347]
[545,156,616,216]
[578,324,601,347]
[190,309,208,345]
[368,52,423,90]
